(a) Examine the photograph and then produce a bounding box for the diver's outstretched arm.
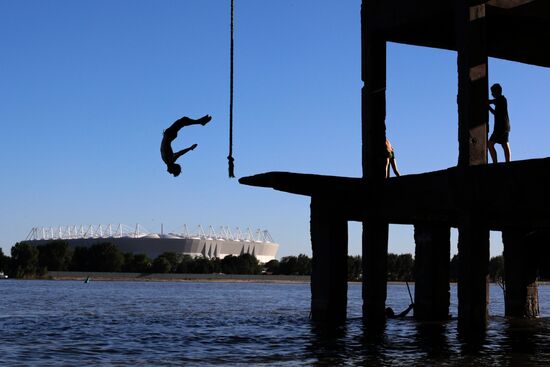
[174,144,198,162]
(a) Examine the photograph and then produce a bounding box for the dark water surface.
[1,280,550,366]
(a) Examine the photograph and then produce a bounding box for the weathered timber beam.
[239,157,550,229]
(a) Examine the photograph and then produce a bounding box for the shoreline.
[45,271,312,284]
[19,271,549,286]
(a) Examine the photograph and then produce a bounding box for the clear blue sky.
[1,0,549,259]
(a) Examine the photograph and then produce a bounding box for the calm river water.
[1,280,549,366]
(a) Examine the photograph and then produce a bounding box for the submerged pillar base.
[457,215,490,333]
[363,220,389,325]
[310,197,348,323]
[503,229,539,318]
[414,224,451,321]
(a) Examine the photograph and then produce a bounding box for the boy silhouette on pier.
[161,115,212,177]
[488,83,511,163]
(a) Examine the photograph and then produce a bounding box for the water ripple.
[0,280,549,366]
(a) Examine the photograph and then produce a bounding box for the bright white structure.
[26,224,279,263]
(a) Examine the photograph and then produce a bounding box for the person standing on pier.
[386,139,401,178]
[488,83,511,163]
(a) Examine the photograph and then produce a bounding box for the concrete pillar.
[361,0,389,325]
[362,1,387,179]
[454,0,491,332]
[363,220,389,324]
[502,229,539,318]
[414,224,451,321]
[457,215,490,332]
[455,0,489,167]
[310,196,349,323]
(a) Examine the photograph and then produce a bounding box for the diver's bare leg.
[170,115,212,131]
[173,144,198,162]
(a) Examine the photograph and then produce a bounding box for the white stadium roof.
[26,224,275,243]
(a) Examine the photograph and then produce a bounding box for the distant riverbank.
[25,272,550,285]
[46,271,312,283]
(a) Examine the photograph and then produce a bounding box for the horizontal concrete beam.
[488,0,535,9]
[368,0,550,68]
[239,157,550,230]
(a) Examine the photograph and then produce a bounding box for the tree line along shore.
[2,240,549,282]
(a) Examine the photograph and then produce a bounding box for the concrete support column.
[457,215,490,332]
[361,0,389,325]
[310,196,349,323]
[363,220,389,324]
[502,229,539,318]
[455,0,489,166]
[454,0,490,333]
[414,224,451,321]
[362,1,387,179]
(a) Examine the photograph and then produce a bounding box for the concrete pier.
[240,0,550,333]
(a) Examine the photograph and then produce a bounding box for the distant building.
[25,224,279,263]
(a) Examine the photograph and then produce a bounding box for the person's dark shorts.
[489,131,509,144]
[386,150,395,159]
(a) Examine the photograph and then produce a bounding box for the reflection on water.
[0,280,549,366]
[307,317,550,366]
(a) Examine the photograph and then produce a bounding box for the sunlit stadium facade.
[25,224,279,263]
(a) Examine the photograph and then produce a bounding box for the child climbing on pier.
[161,115,212,177]
[488,83,511,163]
[386,139,401,178]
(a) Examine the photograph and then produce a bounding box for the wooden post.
[454,0,490,332]
[362,0,389,325]
[310,196,349,323]
[414,224,451,321]
[502,229,539,318]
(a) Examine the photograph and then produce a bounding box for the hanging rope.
[227,0,236,178]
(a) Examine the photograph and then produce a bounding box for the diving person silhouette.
[160,115,212,177]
